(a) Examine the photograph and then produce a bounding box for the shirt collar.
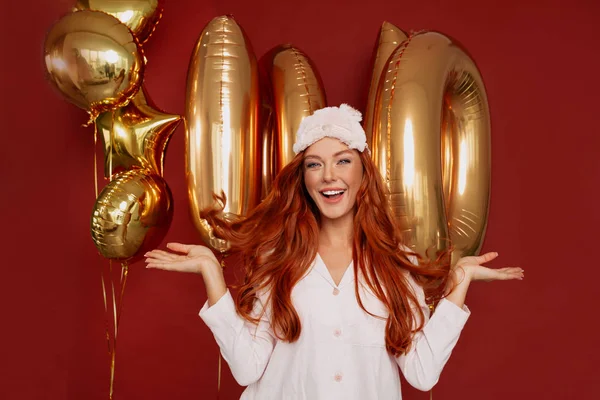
[312,253,355,289]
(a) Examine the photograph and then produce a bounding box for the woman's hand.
[145,243,227,306]
[145,243,220,275]
[453,252,524,284]
[444,252,524,308]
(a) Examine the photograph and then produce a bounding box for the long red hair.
[201,150,451,356]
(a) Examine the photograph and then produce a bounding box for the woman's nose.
[323,163,336,182]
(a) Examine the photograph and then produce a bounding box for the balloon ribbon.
[100,260,129,399]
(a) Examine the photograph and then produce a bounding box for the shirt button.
[332,288,340,296]
[334,373,343,382]
[333,328,342,337]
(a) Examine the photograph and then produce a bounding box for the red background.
[2,0,599,399]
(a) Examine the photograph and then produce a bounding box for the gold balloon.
[91,169,173,262]
[44,10,145,120]
[262,45,327,174]
[185,15,261,252]
[372,31,491,264]
[73,0,164,44]
[96,85,181,178]
[259,99,276,199]
[363,22,407,145]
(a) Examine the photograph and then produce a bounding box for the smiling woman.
[144,104,523,399]
[303,139,364,221]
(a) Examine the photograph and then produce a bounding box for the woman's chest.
[289,274,389,347]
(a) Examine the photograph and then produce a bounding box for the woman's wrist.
[452,265,473,285]
[445,265,472,308]
[200,259,223,279]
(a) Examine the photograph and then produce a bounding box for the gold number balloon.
[44,10,145,121]
[363,21,407,144]
[91,169,173,262]
[185,15,261,252]
[95,86,181,178]
[372,31,491,264]
[261,45,327,177]
[73,0,164,44]
[258,95,276,200]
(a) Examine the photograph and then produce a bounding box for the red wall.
[2,0,599,398]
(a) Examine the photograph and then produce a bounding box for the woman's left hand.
[453,252,524,283]
[443,252,523,307]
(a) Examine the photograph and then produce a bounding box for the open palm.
[145,243,220,274]
[455,252,524,282]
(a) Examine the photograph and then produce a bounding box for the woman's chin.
[316,205,352,222]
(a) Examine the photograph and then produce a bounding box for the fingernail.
[495,252,499,256]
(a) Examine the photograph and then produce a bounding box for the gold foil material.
[364,22,407,145]
[96,86,181,178]
[372,31,491,263]
[44,10,145,120]
[73,0,164,44]
[91,169,173,261]
[263,45,327,173]
[185,15,261,252]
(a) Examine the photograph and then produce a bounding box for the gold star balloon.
[96,86,181,178]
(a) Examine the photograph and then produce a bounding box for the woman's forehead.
[304,137,352,157]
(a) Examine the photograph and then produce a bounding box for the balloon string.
[109,261,118,399]
[101,262,113,357]
[117,264,129,328]
[94,125,99,198]
[109,111,114,179]
[105,262,129,400]
[110,262,118,339]
[109,347,116,400]
[83,109,99,128]
[217,352,222,399]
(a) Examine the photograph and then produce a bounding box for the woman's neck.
[318,213,354,249]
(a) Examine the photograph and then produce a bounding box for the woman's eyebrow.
[304,150,353,160]
[304,154,322,160]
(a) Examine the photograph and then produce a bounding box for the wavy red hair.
[201,149,451,356]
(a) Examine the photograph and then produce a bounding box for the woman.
[145,104,523,399]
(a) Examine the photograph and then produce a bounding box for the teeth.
[322,190,344,195]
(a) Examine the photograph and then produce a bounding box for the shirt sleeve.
[199,289,276,386]
[395,266,471,391]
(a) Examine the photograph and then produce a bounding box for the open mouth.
[319,189,346,200]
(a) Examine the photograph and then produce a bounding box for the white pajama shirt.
[199,253,470,399]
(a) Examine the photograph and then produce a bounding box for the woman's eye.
[338,158,351,165]
[306,162,320,169]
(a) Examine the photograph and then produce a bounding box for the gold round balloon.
[262,45,327,174]
[44,10,145,120]
[371,31,491,264]
[91,169,173,262]
[73,0,164,44]
[185,15,261,252]
[96,85,181,178]
[363,21,407,145]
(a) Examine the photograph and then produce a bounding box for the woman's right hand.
[145,243,220,275]
[146,243,228,306]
